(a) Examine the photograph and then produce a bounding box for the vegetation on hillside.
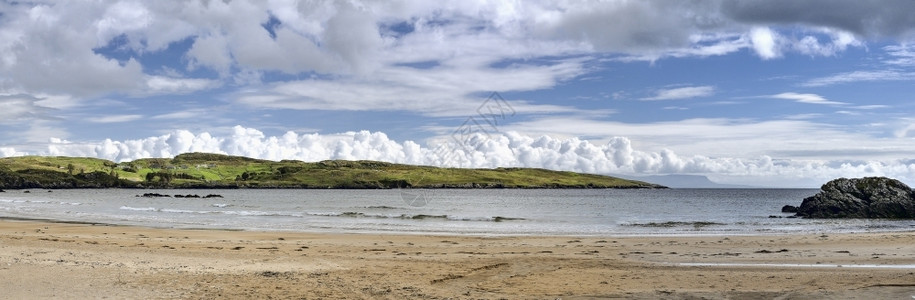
[0,153,665,189]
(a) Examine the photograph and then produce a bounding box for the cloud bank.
[0,126,904,188]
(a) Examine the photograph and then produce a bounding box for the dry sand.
[1,219,914,299]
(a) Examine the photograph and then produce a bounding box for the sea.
[1,188,914,236]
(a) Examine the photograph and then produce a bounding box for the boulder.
[780,205,798,213]
[796,177,915,218]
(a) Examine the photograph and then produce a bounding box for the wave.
[119,206,158,212]
[220,210,303,217]
[362,205,401,209]
[119,206,303,217]
[115,206,523,222]
[625,221,726,228]
[309,211,524,222]
[0,199,82,205]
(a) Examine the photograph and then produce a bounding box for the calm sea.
[1,189,913,236]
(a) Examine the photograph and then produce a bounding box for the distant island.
[0,153,665,189]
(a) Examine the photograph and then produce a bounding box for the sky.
[1,0,915,187]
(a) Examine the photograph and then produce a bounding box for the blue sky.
[1,0,915,187]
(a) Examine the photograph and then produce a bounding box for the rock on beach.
[796,177,915,218]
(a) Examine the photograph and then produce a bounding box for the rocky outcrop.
[796,177,915,218]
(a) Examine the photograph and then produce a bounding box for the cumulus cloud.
[791,29,861,57]
[0,147,25,158]
[642,86,715,101]
[746,27,860,60]
[749,27,782,59]
[0,2,146,96]
[0,125,905,187]
[498,116,915,164]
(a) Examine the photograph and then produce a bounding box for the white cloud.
[0,2,146,96]
[883,44,915,66]
[0,125,907,187]
[0,0,882,101]
[895,122,915,138]
[145,76,220,94]
[95,1,152,49]
[186,33,232,74]
[803,70,915,86]
[642,86,715,101]
[0,147,25,158]
[151,109,211,120]
[236,59,587,116]
[770,92,846,105]
[778,28,864,58]
[87,114,143,124]
[499,116,915,163]
[17,120,70,144]
[853,105,890,110]
[0,94,55,122]
[750,27,782,59]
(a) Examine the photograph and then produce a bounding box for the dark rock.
[796,177,915,218]
[138,193,171,198]
[203,194,224,198]
[780,205,798,213]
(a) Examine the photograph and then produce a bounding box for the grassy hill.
[0,153,665,189]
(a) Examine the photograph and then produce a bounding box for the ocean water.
[1,189,913,236]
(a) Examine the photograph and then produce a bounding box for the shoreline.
[3,214,915,238]
[2,219,914,298]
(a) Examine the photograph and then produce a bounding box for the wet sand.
[1,219,914,299]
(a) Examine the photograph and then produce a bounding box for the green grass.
[0,153,665,189]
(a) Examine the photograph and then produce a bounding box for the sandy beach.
[1,219,914,299]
